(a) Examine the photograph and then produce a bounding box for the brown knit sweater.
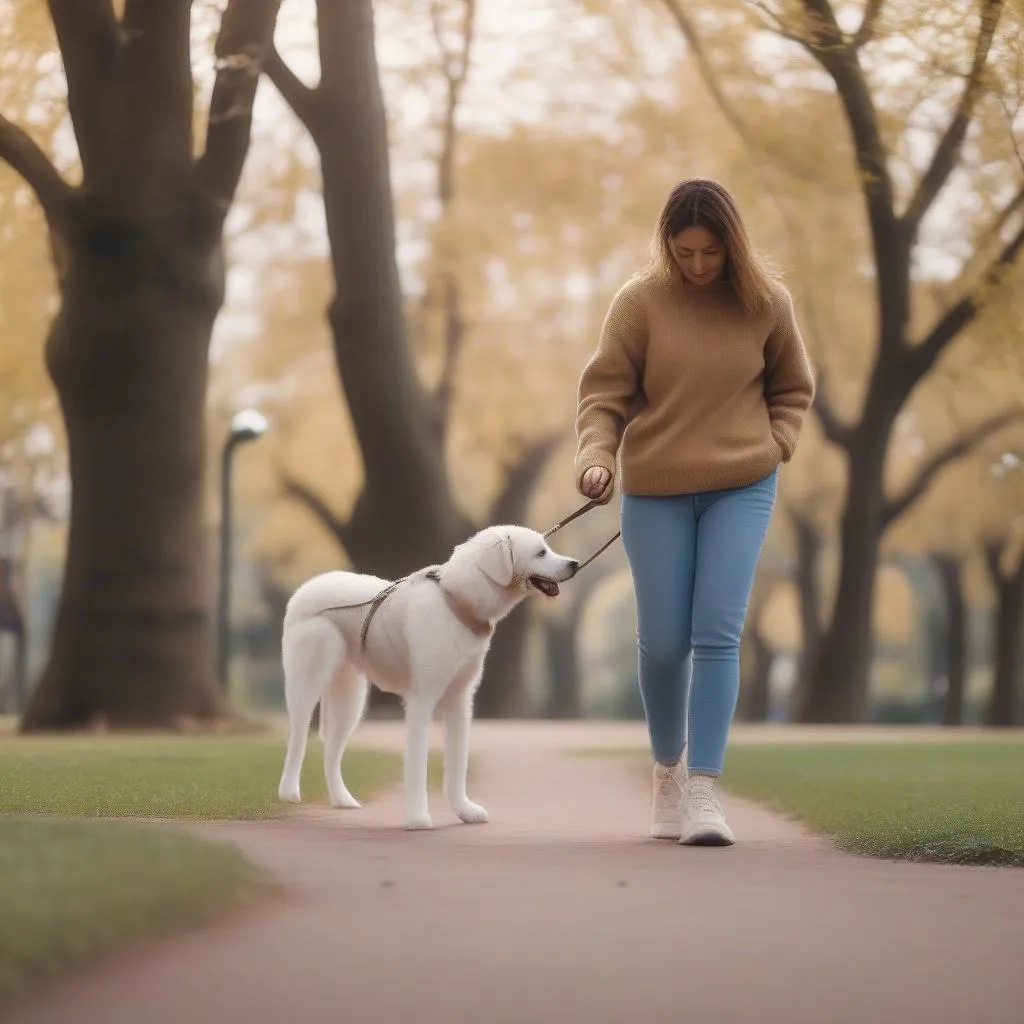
[574,269,815,498]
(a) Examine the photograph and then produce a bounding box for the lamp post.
[216,408,269,692]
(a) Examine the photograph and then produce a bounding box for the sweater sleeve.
[764,285,815,462]
[574,283,647,498]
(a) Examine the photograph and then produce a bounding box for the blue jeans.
[620,469,778,775]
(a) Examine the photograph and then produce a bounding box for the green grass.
[0,734,404,819]
[721,742,1024,866]
[588,741,1024,866]
[0,817,270,1011]
[0,732,422,1010]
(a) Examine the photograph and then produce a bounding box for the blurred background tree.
[2,0,1021,727]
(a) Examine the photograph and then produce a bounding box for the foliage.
[2,0,1021,716]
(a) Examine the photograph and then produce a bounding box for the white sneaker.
[680,774,735,846]
[650,759,687,839]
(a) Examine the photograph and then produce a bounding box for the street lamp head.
[230,408,269,443]
[991,451,1023,480]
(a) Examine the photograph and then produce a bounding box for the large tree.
[264,0,560,715]
[658,0,1024,720]
[265,0,471,578]
[1,0,282,730]
[745,0,1024,720]
[984,533,1024,726]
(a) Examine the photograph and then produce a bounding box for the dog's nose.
[567,559,580,576]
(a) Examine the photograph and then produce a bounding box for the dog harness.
[318,567,493,655]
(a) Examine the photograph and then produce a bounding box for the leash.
[317,497,620,649]
[544,497,621,572]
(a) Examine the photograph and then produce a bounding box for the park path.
[13,721,1024,1024]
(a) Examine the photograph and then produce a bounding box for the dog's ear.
[476,533,515,587]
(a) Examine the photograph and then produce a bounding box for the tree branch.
[433,0,475,208]
[310,0,449,503]
[883,408,1024,526]
[121,0,193,161]
[983,536,1006,583]
[487,434,563,526]
[264,44,320,134]
[746,0,807,45]
[979,183,1024,248]
[660,0,823,258]
[198,0,282,215]
[998,24,1024,174]
[796,0,906,333]
[905,214,1024,382]
[666,1,768,143]
[1002,93,1024,176]
[279,472,349,549]
[902,0,1004,234]
[47,0,120,177]
[810,367,857,449]
[426,0,476,431]
[0,115,74,229]
[433,276,464,427]
[851,0,884,48]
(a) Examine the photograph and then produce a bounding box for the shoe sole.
[680,829,734,846]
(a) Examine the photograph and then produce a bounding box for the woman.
[575,177,814,846]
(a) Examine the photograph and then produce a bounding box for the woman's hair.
[649,177,778,314]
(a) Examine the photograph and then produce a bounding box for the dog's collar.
[424,568,494,638]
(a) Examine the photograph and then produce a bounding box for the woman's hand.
[581,466,612,499]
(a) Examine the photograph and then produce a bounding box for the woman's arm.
[574,284,647,500]
[764,285,815,462]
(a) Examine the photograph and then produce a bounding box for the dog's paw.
[404,812,435,831]
[454,801,489,825]
[330,792,362,809]
[278,787,302,804]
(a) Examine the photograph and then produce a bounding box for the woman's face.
[670,225,726,286]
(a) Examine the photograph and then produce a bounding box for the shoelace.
[655,765,685,802]
[688,780,723,815]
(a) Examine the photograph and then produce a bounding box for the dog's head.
[453,525,579,598]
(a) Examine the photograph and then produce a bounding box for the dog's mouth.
[528,576,560,598]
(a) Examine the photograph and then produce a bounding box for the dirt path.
[13,722,1024,1024]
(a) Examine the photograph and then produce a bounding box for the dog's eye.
[537,549,546,557]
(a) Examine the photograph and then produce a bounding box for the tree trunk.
[736,567,778,722]
[23,206,226,729]
[316,0,471,578]
[757,0,1024,724]
[932,553,967,727]
[544,612,582,719]
[302,2,473,713]
[4,0,282,730]
[476,435,564,715]
[789,510,824,717]
[0,554,25,713]
[741,626,773,723]
[987,546,1024,728]
[797,420,892,723]
[270,1,471,713]
[474,604,531,718]
[269,1,566,718]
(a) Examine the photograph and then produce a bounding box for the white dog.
[277,524,579,829]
